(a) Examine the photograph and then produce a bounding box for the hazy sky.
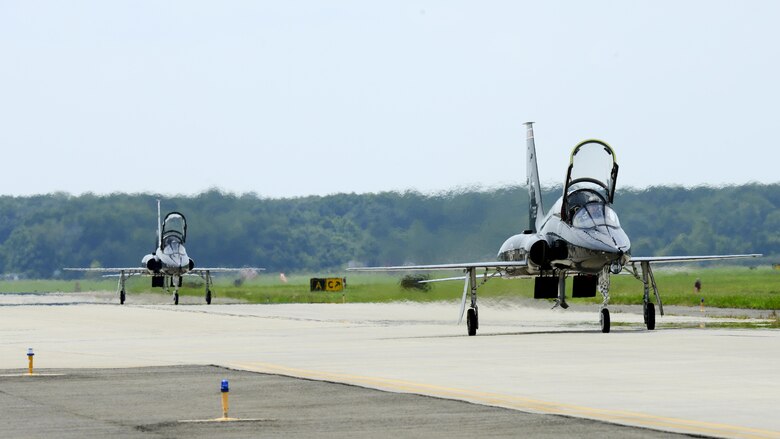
[1,1,778,197]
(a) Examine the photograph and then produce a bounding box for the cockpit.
[161,212,187,248]
[571,201,621,229]
[561,140,620,228]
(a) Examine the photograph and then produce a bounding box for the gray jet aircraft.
[349,123,760,335]
[66,200,263,305]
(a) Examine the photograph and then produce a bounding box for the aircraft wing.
[629,254,761,264]
[189,267,265,274]
[63,267,149,274]
[347,261,528,271]
[192,267,265,272]
[64,267,266,278]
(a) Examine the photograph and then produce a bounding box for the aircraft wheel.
[466,308,478,336]
[206,290,212,305]
[174,292,179,305]
[646,302,655,330]
[120,290,125,305]
[600,308,610,333]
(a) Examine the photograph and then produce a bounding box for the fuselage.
[141,235,194,276]
[497,194,630,276]
[140,209,194,277]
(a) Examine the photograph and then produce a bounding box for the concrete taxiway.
[0,293,779,438]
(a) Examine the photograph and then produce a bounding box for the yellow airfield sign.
[310,277,345,292]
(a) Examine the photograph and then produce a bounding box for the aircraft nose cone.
[584,227,630,260]
[612,231,630,253]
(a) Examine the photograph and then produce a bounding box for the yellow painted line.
[179,417,267,423]
[230,361,780,439]
[0,373,65,377]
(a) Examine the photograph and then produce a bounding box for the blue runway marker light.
[220,379,230,419]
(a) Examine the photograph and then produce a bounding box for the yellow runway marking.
[179,418,267,423]
[0,373,65,377]
[230,361,780,439]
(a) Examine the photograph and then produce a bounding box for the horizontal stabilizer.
[347,261,527,271]
[629,254,761,264]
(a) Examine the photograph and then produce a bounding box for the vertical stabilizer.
[156,199,162,249]
[525,122,545,232]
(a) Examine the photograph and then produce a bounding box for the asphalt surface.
[0,365,696,438]
[1,293,779,438]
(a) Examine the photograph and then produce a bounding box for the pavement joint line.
[228,361,780,439]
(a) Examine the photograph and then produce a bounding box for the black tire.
[466,308,478,336]
[120,290,125,305]
[646,302,656,330]
[206,290,212,305]
[600,308,611,333]
[174,293,179,305]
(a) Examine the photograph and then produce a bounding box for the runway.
[1,293,779,438]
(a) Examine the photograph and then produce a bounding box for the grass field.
[2,266,779,310]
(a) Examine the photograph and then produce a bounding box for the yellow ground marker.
[229,361,780,439]
[27,348,34,375]
[178,379,267,424]
[221,379,230,419]
[0,348,63,377]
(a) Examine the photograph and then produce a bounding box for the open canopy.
[561,140,619,222]
[161,212,187,244]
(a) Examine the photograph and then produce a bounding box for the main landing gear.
[456,263,661,335]
[204,270,213,305]
[117,270,127,305]
[458,267,503,336]
[460,268,483,336]
[466,308,478,336]
[632,261,662,331]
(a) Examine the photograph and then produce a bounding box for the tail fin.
[156,199,162,249]
[525,122,544,232]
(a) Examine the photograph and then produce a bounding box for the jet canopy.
[561,140,619,222]
[161,212,187,244]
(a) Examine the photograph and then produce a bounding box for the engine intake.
[146,258,162,272]
[528,239,568,268]
[528,240,550,267]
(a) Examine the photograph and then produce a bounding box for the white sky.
[1,1,778,197]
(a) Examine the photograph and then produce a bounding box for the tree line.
[0,184,777,278]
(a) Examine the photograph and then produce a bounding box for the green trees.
[0,184,776,278]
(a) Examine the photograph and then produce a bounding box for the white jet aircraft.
[349,123,760,335]
[66,200,263,305]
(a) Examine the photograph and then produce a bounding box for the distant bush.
[400,274,431,291]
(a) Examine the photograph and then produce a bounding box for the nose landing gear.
[599,266,611,333]
[600,307,610,333]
